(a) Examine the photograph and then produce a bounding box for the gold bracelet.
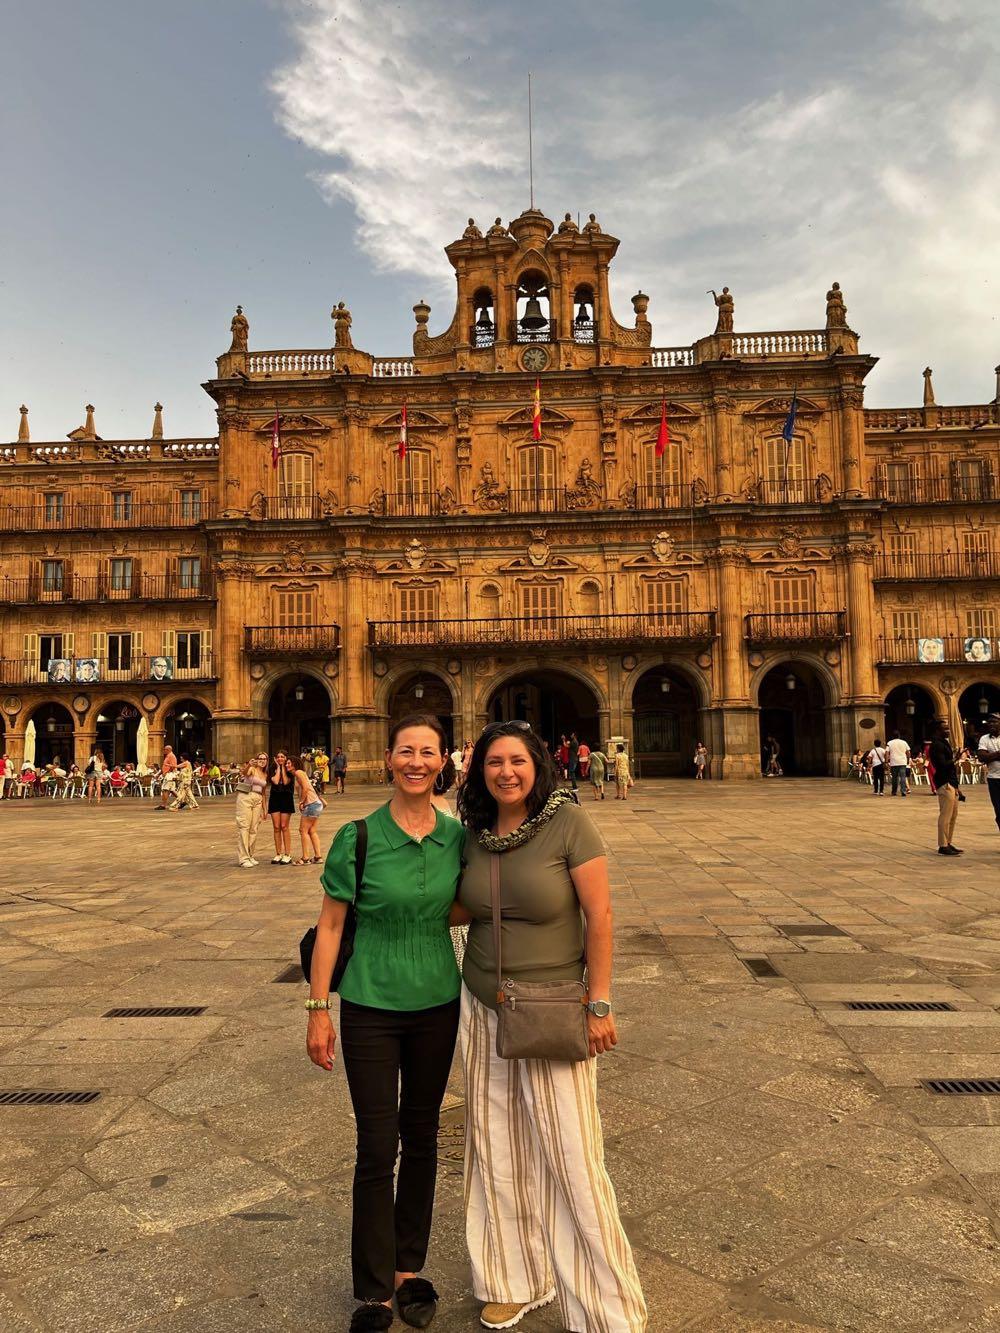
[304,997,332,1011]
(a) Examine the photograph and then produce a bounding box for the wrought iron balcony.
[870,474,998,504]
[256,494,327,521]
[876,636,984,666]
[368,611,717,653]
[508,318,557,345]
[244,624,341,657]
[0,573,213,605]
[874,552,1000,582]
[745,612,847,644]
[0,500,215,533]
[0,654,216,688]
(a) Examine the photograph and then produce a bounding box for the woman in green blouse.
[306,715,463,1333]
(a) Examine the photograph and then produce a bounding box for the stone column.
[338,555,377,777]
[75,729,96,768]
[710,391,737,500]
[843,539,878,703]
[5,727,25,769]
[839,385,865,497]
[146,727,165,767]
[708,547,759,777]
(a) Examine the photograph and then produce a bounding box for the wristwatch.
[587,999,612,1018]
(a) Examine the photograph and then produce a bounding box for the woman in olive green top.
[306,715,463,1333]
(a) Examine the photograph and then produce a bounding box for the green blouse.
[321,803,463,1011]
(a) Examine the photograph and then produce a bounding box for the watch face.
[590,1001,611,1018]
[521,345,549,372]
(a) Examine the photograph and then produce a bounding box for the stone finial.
[994,364,1000,404]
[151,402,164,440]
[18,405,29,442]
[83,405,97,440]
[413,300,430,330]
[229,304,249,353]
[923,366,935,406]
[631,291,649,321]
[332,301,354,350]
[825,281,847,329]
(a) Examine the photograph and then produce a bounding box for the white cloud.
[272,0,1000,405]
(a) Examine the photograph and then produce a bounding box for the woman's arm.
[571,854,617,1057]
[305,895,348,1071]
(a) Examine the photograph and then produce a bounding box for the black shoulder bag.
[298,818,368,990]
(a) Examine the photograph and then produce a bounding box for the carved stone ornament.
[776,528,802,558]
[940,676,958,696]
[323,660,339,678]
[447,659,462,675]
[72,694,90,714]
[373,659,389,677]
[3,695,22,715]
[565,459,602,510]
[473,462,509,512]
[711,546,748,566]
[142,692,160,713]
[651,531,675,564]
[824,649,841,666]
[696,651,713,669]
[338,557,377,576]
[214,558,255,581]
[250,663,266,680]
[621,654,638,672]
[527,529,550,568]
[748,651,764,669]
[405,539,427,570]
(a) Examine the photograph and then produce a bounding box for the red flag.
[655,398,670,457]
[271,410,280,469]
[397,401,408,460]
[532,378,542,441]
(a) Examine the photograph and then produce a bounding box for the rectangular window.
[966,607,998,639]
[44,493,64,523]
[891,610,921,637]
[39,633,64,671]
[112,491,133,522]
[641,441,682,499]
[275,588,315,626]
[42,560,64,593]
[764,435,807,501]
[180,489,202,521]
[887,532,916,563]
[178,557,201,591]
[107,632,132,672]
[398,585,437,622]
[278,453,314,517]
[519,583,562,620]
[516,445,556,493]
[643,580,686,615]
[110,558,133,592]
[395,449,432,497]
[770,576,814,615]
[962,530,990,568]
[176,631,202,670]
[883,461,917,502]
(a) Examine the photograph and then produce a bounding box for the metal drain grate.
[847,1001,956,1013]
[920,1078,1000,1096]
[102,1006,207,1018]
[273,964,305,984]
[741,957,782,979]
[0,1090,102,1106]
[779,923,848,937]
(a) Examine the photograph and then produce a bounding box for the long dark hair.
[386,713,455,790]
[458,722,559,831]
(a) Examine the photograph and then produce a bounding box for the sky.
[2,0,999,443]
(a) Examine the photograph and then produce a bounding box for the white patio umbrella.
[23,719,36,766]
[136,716,149,769]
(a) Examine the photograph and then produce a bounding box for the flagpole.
[528,73,534,210]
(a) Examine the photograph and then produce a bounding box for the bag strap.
[490,853,504,1004]
[353,818,368,900]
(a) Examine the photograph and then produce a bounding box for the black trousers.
[989,778,1000,831]
[340,997,460,1301]
[871,764,885,794]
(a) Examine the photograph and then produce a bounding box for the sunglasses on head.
[481,720,532,738]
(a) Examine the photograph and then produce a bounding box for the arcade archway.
[387,672,456,750]
[27,702,74,768]
[486,669,601,754]
[267,675,330,761]
[758,661,830,775]
[959,681,1000,749]
[165,698,213,761]
[883,684,937,754]
[631,666,701,777]
[94,701,140,767]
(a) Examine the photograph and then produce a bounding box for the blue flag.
[781,389,798,443]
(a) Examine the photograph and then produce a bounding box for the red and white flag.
[532,378,542,441]
[398,401,408,460]
[270,410,281,469]
[655,397,670,457]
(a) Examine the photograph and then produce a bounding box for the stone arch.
[249,664,338,720]
[374,662,458,719]
[753,656,838,776]
[474,659,609,719]
[622,653,712,713]
[24,700,76,768]
[150,688,218,732]
[748,651,841,708]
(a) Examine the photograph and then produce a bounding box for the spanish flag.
[655,397,670,458]
[532,378,542,441]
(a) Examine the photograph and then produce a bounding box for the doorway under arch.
[959,681,1000,749]
[95,701,141,767]
[758,662,829,775]
[486,669,601,755]
[631,666,701,777]
[165,698,213,762]
[27,702,75,768]
[884,684,937,753]
[387,672,456,751]
[267,675,331,761]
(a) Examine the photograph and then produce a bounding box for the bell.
[519,296,547,331]
[575,301,591,325]
[475,305,494,331]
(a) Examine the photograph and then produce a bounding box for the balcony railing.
[865,404,999,430]
[0,574,213,605]
[373,358,416,377]
[871,474,997,504]
[730,331,828,356]
[508,318,558,345]
[244,625,341,657]
[258,494,327,521]
[0,654,216,688]
[0,500,215,533]
[649,347,696,367]
[745,612,847,644]
[368,611,717,652]
[246,349,336,376]
[634,484,701,510]
[874,552,1000,582]
[756,478,827,505]
[469,322,496,349]
[876,636,986,666]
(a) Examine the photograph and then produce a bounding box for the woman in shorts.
[292,759,327,864]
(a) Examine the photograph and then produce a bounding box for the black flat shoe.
[350,1302,393,1332]
[396,1278,439,1329]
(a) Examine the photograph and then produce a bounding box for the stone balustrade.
[245,349,337,376]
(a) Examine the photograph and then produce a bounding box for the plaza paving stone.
[1,777,999,1330]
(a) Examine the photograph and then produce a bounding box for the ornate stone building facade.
[3,208,999,777]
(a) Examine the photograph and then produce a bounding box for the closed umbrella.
[23,720,36,767]
[136,716,149,769]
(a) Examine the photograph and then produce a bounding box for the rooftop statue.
[462,218,482,239]
[486,217,508,237]
[825,282,848,329]
[332,301,354,350]
[583,213,601,235]
[710,287,734,334]
[229,304,249,353]
[558,212,579,234]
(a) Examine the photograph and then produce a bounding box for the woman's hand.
[587,1011,618,1058]
[306,1010,337,1069]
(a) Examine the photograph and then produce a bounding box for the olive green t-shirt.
[459,802,606,1012]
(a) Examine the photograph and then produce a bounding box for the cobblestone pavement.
[1,779,1000,1332]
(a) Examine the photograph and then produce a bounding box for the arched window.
[763,435,807,503]
[573,285,595,344]
[640,439,682,508]
[515,270,552,343]
[479,581,502,619]
[514,444,557,511]
[471,286,495,348]
[578,579,601,616]
[278,453,315,519]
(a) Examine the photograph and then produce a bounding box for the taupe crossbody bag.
[490,852,590,1062]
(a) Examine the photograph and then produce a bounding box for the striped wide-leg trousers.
[461,985,647,1333]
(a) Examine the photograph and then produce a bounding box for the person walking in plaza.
[867,738,887,795]
[694,741,709,779]
[763,735,783,776]
[455,722,647,1333]
[169,754,199,810]
[155,744,178,811]
[306,714,465,1333]
[85,748,107,805]
[292,758,327,864]
[314,746,330,795]
[568,732,580,790]
[588,745,607,800]
[977,712,1000,836]
[235,751,269,868]
[929,720,962,856]
[612,742,632,800]
[449,742,464,787]
[333,745,348,795]
[577,738,591,782]
[268,750,296,862]
[886,732,911,796]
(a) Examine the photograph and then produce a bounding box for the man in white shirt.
[978,713,1000,834]
[886,733,912,797]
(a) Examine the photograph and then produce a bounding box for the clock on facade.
[520,345,549,372]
